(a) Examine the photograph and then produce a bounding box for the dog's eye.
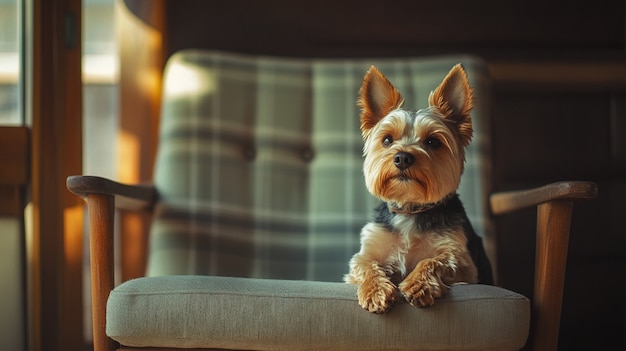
[425,137,442,149]
[382,135,393,147]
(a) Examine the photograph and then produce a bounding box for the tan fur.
[428,64,474,148]
[346,222,477,312]
[358,65,404,135]
[361,110,463,206]
[345,64,478,313]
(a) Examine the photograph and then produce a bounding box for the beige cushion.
[107,276,529,350]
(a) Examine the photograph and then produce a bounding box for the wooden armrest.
[67,175,159,351]
[489,181,598,215]
[66,175,157,211]
[490,181,597,351]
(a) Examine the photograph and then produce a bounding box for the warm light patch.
[118,130,140,183]
[63,204,84,266]
[163,61,215,98]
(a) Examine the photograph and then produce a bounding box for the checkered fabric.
[147,50,493,282]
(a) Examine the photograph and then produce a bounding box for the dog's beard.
[363,150,463,207]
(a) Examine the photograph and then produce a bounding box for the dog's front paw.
[357,278,397,313]
[399,278,443,307]
[399,258,452,307]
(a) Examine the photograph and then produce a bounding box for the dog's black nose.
[393,152,414,170]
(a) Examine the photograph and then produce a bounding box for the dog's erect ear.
[358,66,404,135]
[429,64,474,147]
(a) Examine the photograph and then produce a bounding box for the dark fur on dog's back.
[373,194,493,285]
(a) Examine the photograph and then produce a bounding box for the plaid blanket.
[147,50,493,282]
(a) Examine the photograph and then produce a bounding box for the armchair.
[68,50,597,351]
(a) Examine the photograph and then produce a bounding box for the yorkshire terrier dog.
[344,64,493,313]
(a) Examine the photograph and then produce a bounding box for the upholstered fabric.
[108,275,529,350]
[148,50,493,281]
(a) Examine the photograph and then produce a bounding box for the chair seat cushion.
[107,275,529,350]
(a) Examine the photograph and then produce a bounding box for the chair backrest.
[147,50,493,282]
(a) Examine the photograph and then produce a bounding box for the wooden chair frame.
[67,176,597,351]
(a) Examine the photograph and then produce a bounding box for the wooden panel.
[117,0,165,282]
[0,126,29,185]
[118,0,164,183]
[0,186,22,216]
[610,93,626,174]
[0,127,29,216]
[489,61,626,91]
[28,0,84,350]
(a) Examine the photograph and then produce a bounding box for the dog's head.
[358,64,474,210]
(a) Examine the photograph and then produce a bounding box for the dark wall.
[159,1,624,60]
[129,1,626,349]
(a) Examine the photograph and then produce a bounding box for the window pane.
[0,0,21,125]
[83,0,118,179]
